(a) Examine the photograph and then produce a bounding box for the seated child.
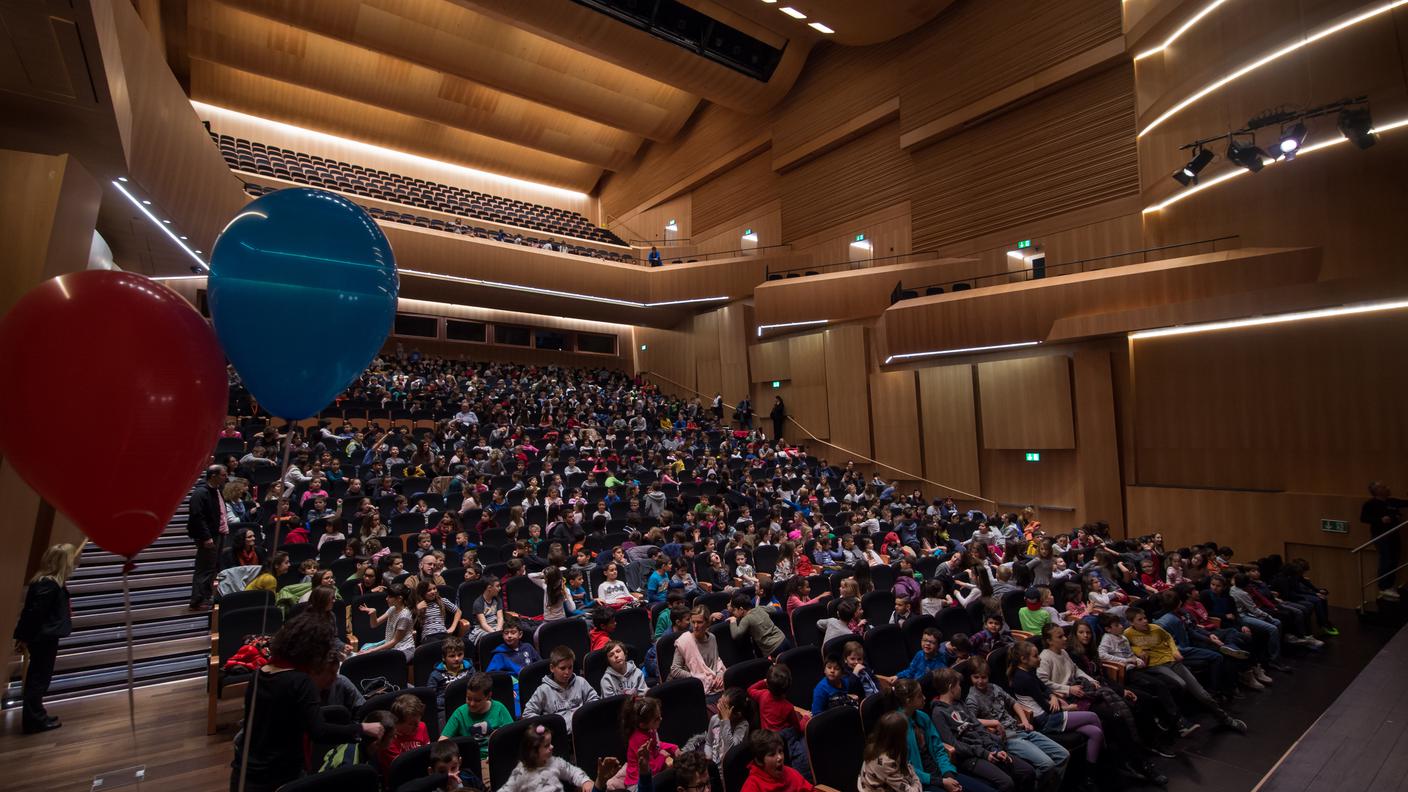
[590,608,616,651]
[440,672,513,761]
[522,646,600,733]
[897,627,946,679]
[686,686,750,764]
[971,613,1013,655]
[815,598,864,646]
[427,637,474,718]
[427,739,485,791]
[741,729,814,792]
[384,694,430,772]
[568,569,595,612]
[600,641,649,697]
[888,594,914,627]
[501,724,601,792]
[841,640,893,698]
[810,654,859,714]
[938,633,973,670]
[486,617,541,675]
[747,665,811,779]
[613,696,678,791]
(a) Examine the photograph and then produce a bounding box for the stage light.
[1225,138,1269,172]
[1172,147,1214,186]
[1277,122,1308,159]
[1338,107,1378,149]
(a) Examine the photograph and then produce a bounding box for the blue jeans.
[1006,729,1069,776]
[1240,615,1281,661]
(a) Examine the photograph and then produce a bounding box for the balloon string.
[121,562,136,737]
[240,420,292,792]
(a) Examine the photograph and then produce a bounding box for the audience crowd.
[210,353,1341,792]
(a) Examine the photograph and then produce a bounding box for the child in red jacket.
[746,665,811,780]
[741,729,813,792]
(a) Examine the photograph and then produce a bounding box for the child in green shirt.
[440,672,512,760]
[1018,587,1052,634]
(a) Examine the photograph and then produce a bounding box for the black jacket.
[14,578,71,642]
[186,481,222,543]
[1361,497,1408,538]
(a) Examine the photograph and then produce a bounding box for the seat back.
[862,624,910,677]
[583,648,610,693]
[860,590,894,627]
[217,607,283,665]
[790,602,827,649]
[572,694,629,773]
[806,705,863,792]
[859,693,888,733]
[935,604,974,640]
[709,621,756,668]
[1001,590,1026,630]
[654,632,679,683]
[360,686,440,740]
[505,575,543,617]
[613,606,652,664]
[722,742,752,792]
[518,658,551,709]
[217,589,274,612]
[647,677,709,747]
[902,615,937,658]
[340,650,408,697]
[475,631,504,669]
[276,764,380,792]
[486,714,569,789]
[348,592,389,645]
[870,564,895,592]
[535,619,590,669]
[776,646,823,709]
[411,641,447,687]
[721,657,770,692]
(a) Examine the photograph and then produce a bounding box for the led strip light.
[884,340,1040,364]
[112,180,209,271]
[1144,116,1408,213]
[1139,0,1408,137]
[1128,299,1408,339]
[756,319,828,337]
[1134,0,1229,60]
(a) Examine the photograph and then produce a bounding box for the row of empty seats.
[211,132,627,246]
[239,183,636,263]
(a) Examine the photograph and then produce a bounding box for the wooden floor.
[1257,618,1408,792]
[0,678,229,792]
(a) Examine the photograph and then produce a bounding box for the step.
[60,616,212,650]
[69,571,191,595]
[84,546,196,565]
[72,602,208,629]
[71,584,192,611]
[50,635,208,673]
[3,653,207,705]
[72,558,196,580]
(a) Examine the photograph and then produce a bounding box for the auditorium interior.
[1,1,1407,792]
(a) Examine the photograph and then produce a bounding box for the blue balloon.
[208,188,398,420]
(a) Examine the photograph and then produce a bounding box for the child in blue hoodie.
[485,617,540,675]
[811,655,859,714]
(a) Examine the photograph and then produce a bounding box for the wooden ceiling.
[158,0,950,194]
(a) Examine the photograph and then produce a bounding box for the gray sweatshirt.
[600,660,648,698]
[522,673,599,732]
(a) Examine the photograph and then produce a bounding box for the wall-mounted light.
[1128,300,1408,340]
[741,229,759,242]
[884,340,1040,365]
[398,267,727,308]
[665,219,679,232]
[1133,0,1228,60]
[111,180,208,271]
[757,319,828,338]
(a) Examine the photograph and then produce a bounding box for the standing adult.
[769,397,787,442]
[189,464,229,610]
[13,541,85,734]
[230,613,383,792]
[736,396,753,430]
[1360,481,1408,601]
[712,393,724,422]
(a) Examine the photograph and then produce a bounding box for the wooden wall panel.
[917,364,982,499]
[824,325,872,460]
[983,449,1080,533]
[748,338,791,383]
[977,356,1075,449]
[899,0,1123,137]
[770,40,901,161]
[753,256,974,329]
[692,150,779,234]
[786,333,829,438]
[869,370,923,476]
[786,202,913,275]
[1131,309,1408,494]
[614,192,691,249]
[779,120,914,242]
[717,303,752,403]
[1074,347,1124,532]
[692,202,782,257]
[1126,487,1389,607]
[909,63,1138,250]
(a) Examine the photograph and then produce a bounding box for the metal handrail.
[641,369,998,507]
[1352,518,1407,610]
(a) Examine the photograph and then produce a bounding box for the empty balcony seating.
[239,184,635,263]
[211,133,629,248]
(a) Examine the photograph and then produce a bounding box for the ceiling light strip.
[193,102,591,200]
[399,268,726,309]
[1129,300,1408,340]
[1138,0,1408,137]
[884,340,1040,364]
[757,319,828,338]
[112,181,209,271]
[1143,115,1408,213]
[1134,0,1229,60]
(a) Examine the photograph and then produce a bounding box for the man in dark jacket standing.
[1361,481,1408,601]
[188,465,228,610]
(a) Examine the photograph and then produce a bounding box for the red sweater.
[589,628,612,651]
[741,763,814,792]
[748,679,807,732]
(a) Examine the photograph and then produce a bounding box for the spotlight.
[1338,107,1377,149]
[1225,138,1268,172]
[1172,147,1214,186]
[1276,122,1308,160]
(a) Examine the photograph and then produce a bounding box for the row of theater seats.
[240,183,637,263]
[211,133,627,245]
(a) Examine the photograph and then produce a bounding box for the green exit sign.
[745,228,753,235]
[772,381,781,388]
[1025,452,1040,462]
[1017,239,1032,249]
[1320,519,1349,534]
[639,344,647,351]
[855,233,866,242]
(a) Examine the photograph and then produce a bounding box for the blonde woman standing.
[13,540,85,734]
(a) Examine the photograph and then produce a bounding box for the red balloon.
[0,271,228,558]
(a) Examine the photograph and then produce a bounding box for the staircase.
[4,485,211,706]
